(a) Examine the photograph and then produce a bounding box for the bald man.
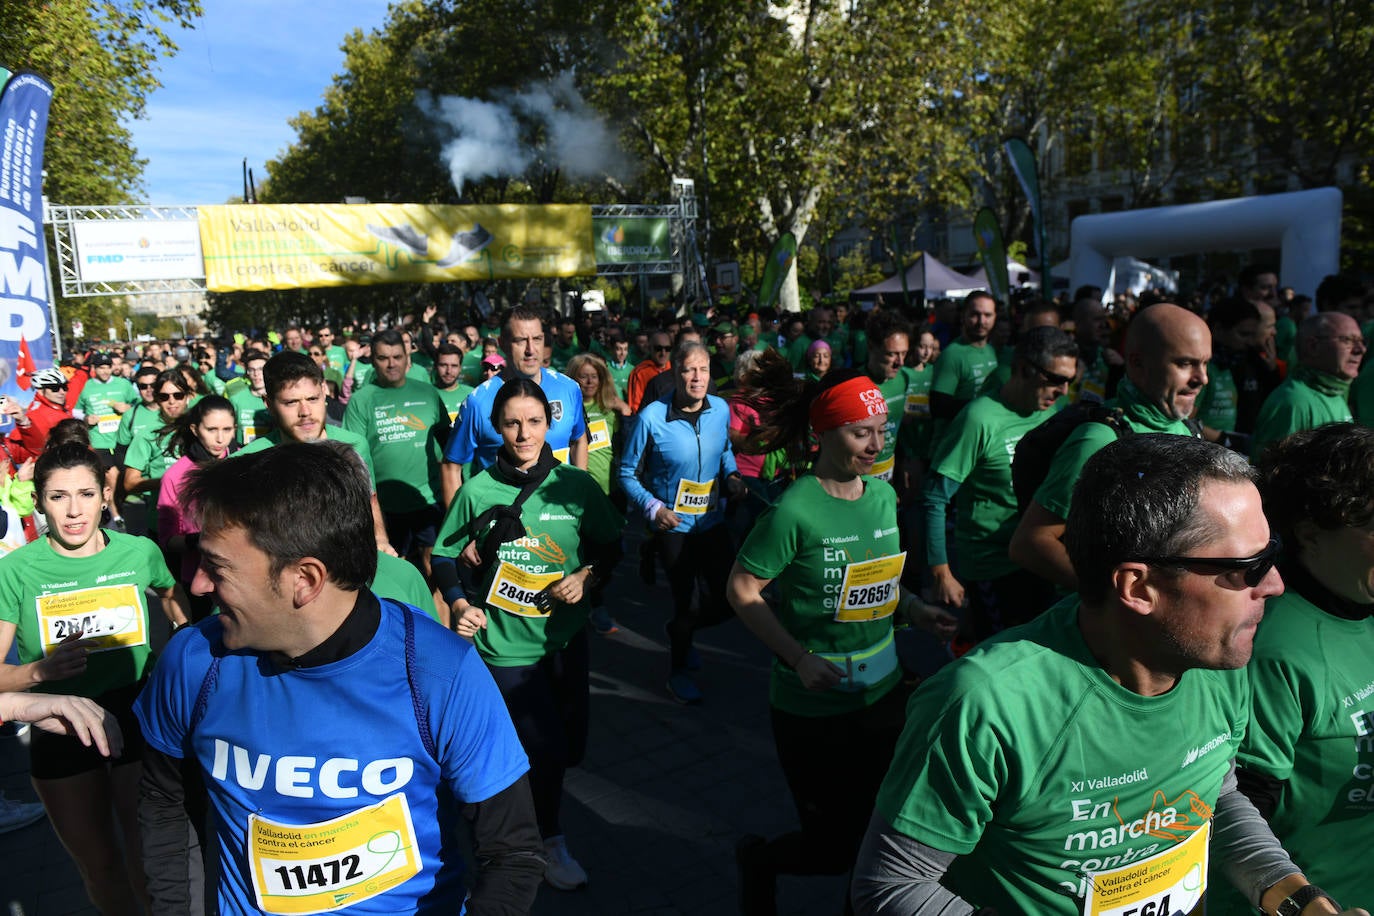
[1249,312,1362,460]
[1009,303,1209,590]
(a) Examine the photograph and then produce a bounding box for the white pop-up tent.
[1068,188,1341,299]
[853,252,985,298]
[962,259,1041,291]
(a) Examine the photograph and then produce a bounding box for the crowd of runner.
[0,266,1371,915]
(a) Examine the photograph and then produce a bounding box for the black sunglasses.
[653,345,673,353]
[1126,537,1281,588]
[156,390,188,403]
[1032,364,1075,388]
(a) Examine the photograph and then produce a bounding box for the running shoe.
[666,670,703,705]
[542,835,588,890]
[588,607,619,635]
[0,795,45,834]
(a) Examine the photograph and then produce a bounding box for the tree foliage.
[1,0,201,204]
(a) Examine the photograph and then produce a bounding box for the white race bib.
[1083,819,1208,916]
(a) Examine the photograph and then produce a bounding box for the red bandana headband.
[809,376,887,433]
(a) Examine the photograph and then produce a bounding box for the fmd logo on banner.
[0,66,55,401]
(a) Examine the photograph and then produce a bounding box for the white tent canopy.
[853,252,984,298]
[962,259,1041,291]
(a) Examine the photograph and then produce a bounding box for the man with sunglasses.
[857,435,1367,916]
[626,330,674,412]
[1249,312,1362,461]
[2,367,73,463]
[922,327,1077,640]
[1011,303,1208,592]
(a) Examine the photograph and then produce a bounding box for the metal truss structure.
[47,204,207,298]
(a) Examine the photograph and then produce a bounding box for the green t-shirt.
[1207,585,1374,912]
[227,388,269,445]
[1352,359,1374,428]
[236,426,377,490]
[868,367,918,482]
[370,551,438,622]
[461,349,485,387]
[581,400,619,495]
[200,370,226,396]
[1035,378,1194,518]
[898,364,936,461]
[784,334,816,370]
[876,597,1247,915]
[434,463,624,666]
[1195,358,1239,433]
[1249,366,1354,462]
[607,360,633,399]
[342,378,450,512]
[930,391,1055,580]
[931,339,1001,402]
[125,424,178,482]
[0,532,175,697]
[736,475,904,717]
[115,401,161,448]
[76,376,137,450]
[437,383,474,426]
[325,345,348,375]
[550,342,581,372]
[1070,349,1112,405]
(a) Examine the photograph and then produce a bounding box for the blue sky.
[128,0,394,204]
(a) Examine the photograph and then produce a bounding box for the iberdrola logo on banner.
[0,67,56,404]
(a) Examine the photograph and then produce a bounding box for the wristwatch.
[1274,885,1338,916]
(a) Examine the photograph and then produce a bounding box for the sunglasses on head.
[156,390,188,403]
[1126,537,1281,588]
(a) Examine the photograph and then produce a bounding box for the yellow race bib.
[834,553,906,623]
[485,561,563,617]
[1084,819,1208,916]
[673,478,716,515]
[867,454,895,482]
[553,447,569,463]
[96,414,120,435]
[36,585,146,656]
[904,392,929,417]
[244,425,258,443]
[248,793,422,915]
[587,419,611,452]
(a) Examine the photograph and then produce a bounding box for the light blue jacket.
[618,393,737,534]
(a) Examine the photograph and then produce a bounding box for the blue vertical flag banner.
[0,68,55,401]
[1004,137,1051,298]
[973,207,1010,305]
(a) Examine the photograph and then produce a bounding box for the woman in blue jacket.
[619,342,742,704]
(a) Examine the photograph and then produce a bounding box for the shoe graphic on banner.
[366,223,430,257]
[436,224,494,267]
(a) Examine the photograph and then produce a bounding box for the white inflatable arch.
[1068,187,1342,299]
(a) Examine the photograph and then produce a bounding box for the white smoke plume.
[418,73,631,197]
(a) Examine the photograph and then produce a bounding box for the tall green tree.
[1,0,201,204]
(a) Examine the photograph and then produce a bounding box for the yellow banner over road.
[198,203,595,292]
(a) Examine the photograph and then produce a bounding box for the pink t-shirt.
[728,399,766,478]
[157,454,202,582]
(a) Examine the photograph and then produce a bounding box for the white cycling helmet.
[30,367,68,389]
